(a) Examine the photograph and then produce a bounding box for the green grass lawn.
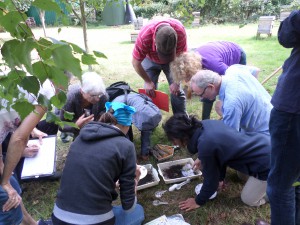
[19,22,291,224]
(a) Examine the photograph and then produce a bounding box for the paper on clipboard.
[21,135,57,180]
[138,89,169,112]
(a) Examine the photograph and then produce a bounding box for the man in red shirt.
[132,18,187,115]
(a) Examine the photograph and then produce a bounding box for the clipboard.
[138,89,169,112]
[21,135,57,180]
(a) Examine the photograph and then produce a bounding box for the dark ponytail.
[99,108,117,125]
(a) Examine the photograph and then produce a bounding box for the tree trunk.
[39,10,47,37]
[79,0,89,53]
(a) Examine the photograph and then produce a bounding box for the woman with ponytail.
[52,102,144,225]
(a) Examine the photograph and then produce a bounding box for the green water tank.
[102,0,125,26]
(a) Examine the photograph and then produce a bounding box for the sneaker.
[38,218,53,225]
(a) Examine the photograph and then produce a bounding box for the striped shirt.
[132,18,187,64]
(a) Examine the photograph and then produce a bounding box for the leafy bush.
[133,2,170,18]
[200,0,281,24]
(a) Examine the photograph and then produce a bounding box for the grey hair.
[81,72,106,95]
[190,70,219,88]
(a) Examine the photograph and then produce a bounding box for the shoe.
[38,218,53,225]
[255,219,270,225]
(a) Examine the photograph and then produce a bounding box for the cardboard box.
[137,164,160,191]
[157,158,202,184]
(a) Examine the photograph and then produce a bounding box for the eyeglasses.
[199,86,208,98]
[89,93,104,98]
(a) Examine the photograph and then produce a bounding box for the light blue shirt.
[219,65,272,135]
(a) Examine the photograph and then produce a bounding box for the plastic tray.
[157,158,202,184]
[137,164,160,191]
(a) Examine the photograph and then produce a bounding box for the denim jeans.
[267,108,300,225]
[113,204,144,225]
[0,176,22,225]
[52,204,144,225]
[141,58,186,115]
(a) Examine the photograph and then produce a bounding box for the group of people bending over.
[1,10,300,225]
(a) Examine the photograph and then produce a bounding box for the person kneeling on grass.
[163,114,270,211]
[52,102,144,225]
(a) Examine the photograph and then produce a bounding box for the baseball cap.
[155,25,177,63]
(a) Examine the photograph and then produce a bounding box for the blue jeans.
[52,204,144,225]
[113,204,144,225]
[0,176,22,225]
[141,58,186,115]
[267,108,300,225]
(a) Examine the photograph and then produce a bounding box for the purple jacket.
[194,41,243,75]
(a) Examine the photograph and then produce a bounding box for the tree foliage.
[0,0,106,127]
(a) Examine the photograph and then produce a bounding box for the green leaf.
[52,45,82,77]
[1,39,36,72]
[32,0,62,14]
[93,50,107,59]
[50,90,67,109]
[45,111,60,123]
[19,76,40,97]
[37,94,52,110]
[32,61,50,84]
[1,39,21,68]
[16,22,33,39]
[82,53,98,65]
[18,38,36,74]
[63,111,75,121]
[36,38,53,60]
[47,66,69,90]
[69,43,84,54]
[293,182,300,187]
[11,100,35,121]
[0,11,23,37]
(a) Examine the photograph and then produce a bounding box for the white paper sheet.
[21,135,56,179]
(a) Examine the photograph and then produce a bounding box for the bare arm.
[132,57,156,97]
[1,105,46,211]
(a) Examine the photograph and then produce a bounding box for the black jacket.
[271,10,300,113]
[55,121,137,221]
[187,120,271,206]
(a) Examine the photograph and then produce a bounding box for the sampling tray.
[137,164,160,191]
[157,158,202,184]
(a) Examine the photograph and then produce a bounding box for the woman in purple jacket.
[170,41,259,120]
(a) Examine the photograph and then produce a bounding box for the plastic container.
[157,158,202,184]
[137,164,160,191]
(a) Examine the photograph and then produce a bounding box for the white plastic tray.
[137,164,160,191]
[157,158,202,184]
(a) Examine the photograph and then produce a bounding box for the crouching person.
[163,114,270,211]
[52,102,145,225]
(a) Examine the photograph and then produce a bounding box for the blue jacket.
[271,10,300,113]
[187,120,270,206]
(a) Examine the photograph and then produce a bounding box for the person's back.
[220,64,272,134]
[195,41,244,75]
[198,120,270,177]
[54,121,136,220]
[53,101,144,225]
